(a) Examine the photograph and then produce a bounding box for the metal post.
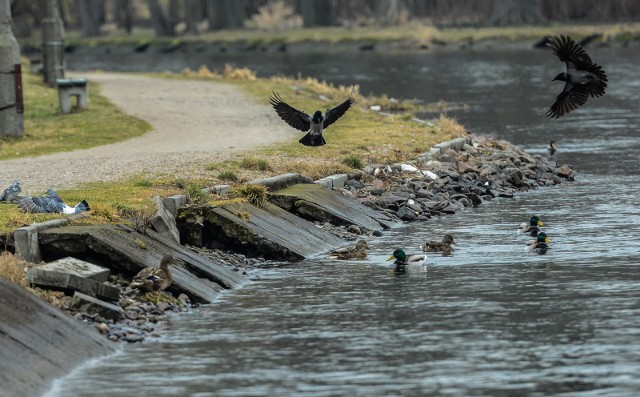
[41,0,65,86]
[0,0,24,137]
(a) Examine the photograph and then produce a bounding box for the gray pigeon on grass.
[18,189,90,214]
[0,180,22,203]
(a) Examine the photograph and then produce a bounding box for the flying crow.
[547,35,607,119]
[269,91,355,146]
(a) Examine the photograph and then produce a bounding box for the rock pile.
[342,135,574,222]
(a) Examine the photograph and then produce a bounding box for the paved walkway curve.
[0,73,293,192]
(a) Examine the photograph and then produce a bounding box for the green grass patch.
[342,155,364,170]
[0,68,150,160]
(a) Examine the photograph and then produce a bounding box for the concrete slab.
[38,225,244,303]
[35,256,110,282]
[151,195,180,243]
[14,218,69,263]
[247,173,313,191]
[26,268,121,301]
[0,278,114,397]
[192,201,344,260]
[270,183,397,231]
[315,174,348,189]
[70,292,122,320]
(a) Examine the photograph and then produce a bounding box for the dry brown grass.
[0,252,28,287]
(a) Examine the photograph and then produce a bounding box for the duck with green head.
[525,232,551,255]
[387,249,426,273]
[518,215,543,237]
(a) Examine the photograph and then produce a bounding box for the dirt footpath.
[0,73,293,191]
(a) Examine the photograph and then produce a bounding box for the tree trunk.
[76,0,102,36]
[184,0,200,35]
[298,0,334,27]
[0,0,24,137]
[114,0,134,34]
[374,0,408,25]
[207,0,244,31]
[146,0,175,36]
[488,0,545,26]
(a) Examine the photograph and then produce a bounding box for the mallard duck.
[547,141,557,159]
[526,232,551,255]
[329,239,369,260]
[420,234,455,254]
[268,90,355,147]
[387,249,427,273]
[546,35,607,118]
[130,255,175,292]
[518,215,543,237]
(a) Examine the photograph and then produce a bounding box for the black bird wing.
[546,83,590,119]
[323,96,355,129]
[268,92,310,132]
[548,35,594,70]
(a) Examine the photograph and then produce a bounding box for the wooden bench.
[56,78,88,114]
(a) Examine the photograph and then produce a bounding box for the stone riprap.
[348,134,573,222]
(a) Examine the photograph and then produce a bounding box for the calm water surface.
[50,47,640,396]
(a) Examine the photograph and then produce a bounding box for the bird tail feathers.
[299,133,326,147]
[74,200,91,214]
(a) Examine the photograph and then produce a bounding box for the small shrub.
[247,0,302,31]
[117,204,155,235]
[184,183,209,205]
[133,178,153,187]
[240,157,272,171]
[230,184,269,207]
[223,64,257,80]
[0,252,27,287]
[218,170,239,182]
[342,155,364,170]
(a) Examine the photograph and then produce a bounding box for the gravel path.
[0,72,293,192]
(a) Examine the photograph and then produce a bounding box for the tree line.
[9,0,640,38]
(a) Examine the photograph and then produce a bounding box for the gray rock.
[396,206,417,221]
[71,292,122,321]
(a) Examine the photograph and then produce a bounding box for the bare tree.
[147,0,175,36]
[207,0,244,30]
[76,0,103,36]
[488,0,545,26]
[114,0,134,34]
[298,0,334,27]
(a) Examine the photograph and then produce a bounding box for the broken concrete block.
[14,219,69,263]
[161,195,187,217]
[37,257,110,282]
[71,292,122,321]
[314,174,348,189]
[26,269,121,301]
[151,196,180,243]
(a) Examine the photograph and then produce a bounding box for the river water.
[49,45,640,396]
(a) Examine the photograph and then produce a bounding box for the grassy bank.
[55,22,640,49]
[0,67,150,161]
[0,65,465,234]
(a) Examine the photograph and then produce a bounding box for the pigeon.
[18,189,90,214]
[268,91,355,146]
[0,180,21,203]
[546,35,607,119]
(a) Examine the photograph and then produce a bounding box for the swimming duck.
[420,234,455,255]
[130,255,175,293]
[546,35,607,118]
[387,249,427,273]
[268,90,355,147]
[547,141,557,159]
[330,239,369,260]
[518,215,543,237]
[526,232,551,255]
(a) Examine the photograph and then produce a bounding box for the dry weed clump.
[248,0,302,31]
[0,252,28,287]
[229,184,269,207]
